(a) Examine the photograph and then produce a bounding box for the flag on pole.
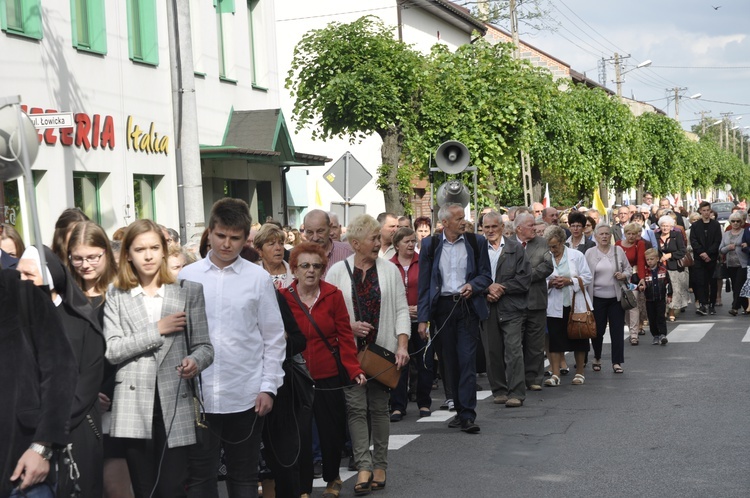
[542,183,550,208]
[315,180,323,207]
[593,187,607,219]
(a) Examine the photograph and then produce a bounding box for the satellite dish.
[436,180,470,208]
[435,140,469,174]
[0,105,39,182]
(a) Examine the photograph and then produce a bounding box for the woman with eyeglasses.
[565,211,595,254]
[66,221,134,498]
[280,242,366,498]
[720,214,748,315]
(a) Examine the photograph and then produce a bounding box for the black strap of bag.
[288,285,350,384]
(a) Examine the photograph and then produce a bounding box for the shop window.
[73,173,101,224]
[70,0,107,54]
[215,0,235,81]
[133,174,156,220]
[247,0,267,89]
[126,0,158,65]
[0,0,43,40]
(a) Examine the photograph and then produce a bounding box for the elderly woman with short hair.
[720,212,749,315]
[657,215,688,321]
[585,224,632,374]
[616,222,648,344]
[565,211,595,254]
[255,223,294,289]
[326,215,410,495]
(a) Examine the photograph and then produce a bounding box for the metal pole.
[344,152,350,226]
[15,104,48,285]
[473,167,478,233]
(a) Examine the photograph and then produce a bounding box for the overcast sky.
[506,0,750,132]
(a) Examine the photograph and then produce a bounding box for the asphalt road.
[353,289,750,498]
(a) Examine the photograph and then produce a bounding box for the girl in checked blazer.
[103,220,213,498]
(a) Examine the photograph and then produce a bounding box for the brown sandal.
[630,337,639,345]
[354,471,372,496]
[323,477,343,498]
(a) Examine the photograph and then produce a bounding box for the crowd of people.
[2,193,748,498]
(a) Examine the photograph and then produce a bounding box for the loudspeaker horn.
[0,105,39,182]
[436,180,470,208]
[435,140,469,174]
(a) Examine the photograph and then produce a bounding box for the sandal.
[353,471,372,496]
[543,374,560,386]
[630,337,639,345]
[592,362,602,372]
[371,469,386,491]
[572,374,585,385]
[323,477,344,498]
[613,364,624,374]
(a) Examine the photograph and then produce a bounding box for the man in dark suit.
[418,203,492,434]
[1,269,77,497]
[479,212,531,408]
[514,212,554,391]
[612,205,631,242]
[690,201,723,315]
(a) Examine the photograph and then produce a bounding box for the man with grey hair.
[377,212,399,259]
[514,212,554,391]
[418,203,492,433]
[304,209,353,277]
[328,212,342,241]
[480,211,531,407]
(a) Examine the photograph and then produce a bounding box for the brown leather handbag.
[357,343,400,389]
[567,276,597,340]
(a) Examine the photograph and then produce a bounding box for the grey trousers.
[481,306,526,400]
[522,308,547,388]
[345,381,390,472]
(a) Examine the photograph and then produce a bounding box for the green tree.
[285,17,426,214]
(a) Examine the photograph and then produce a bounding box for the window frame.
[73,173,102,224]
[126,0,159,66]
[133,174,157,221]
[70,0,107,54]
[0,0,43,40]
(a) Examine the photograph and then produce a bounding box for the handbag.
[678,251,693,268]
[345,261,400,389]
[614,247,637,311]
[289,286,352,386]
[567,276,597,340]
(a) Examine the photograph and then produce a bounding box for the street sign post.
[29,112,74,129]
[322,151,372,225]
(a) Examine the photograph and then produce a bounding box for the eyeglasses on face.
[69,252,105,267]
[731,220,742,223]
[298,262,324,270]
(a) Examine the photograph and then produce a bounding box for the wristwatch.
[29,443,53,461]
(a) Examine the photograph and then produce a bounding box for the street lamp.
[670,89,701,122]
[613,56,652,98]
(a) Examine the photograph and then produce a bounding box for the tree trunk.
[380,125,406,214]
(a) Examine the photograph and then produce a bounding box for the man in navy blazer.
[418,203,492,433]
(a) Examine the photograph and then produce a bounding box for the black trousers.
[727,265,748,311]
[694,260,718,306]
[123,394,189,498]
[308,376,348,486]
[646,300,668,337]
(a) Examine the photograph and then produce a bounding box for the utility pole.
[721,112,732,151]
[668,87,688,122]
[613,53,624,98]
[509,0,520,58]
[696,110,710,134]
[166,0,205,243]
[509,0,532,205]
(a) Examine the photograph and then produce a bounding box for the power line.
[277,5,392,22]
[699,98,750,107]
[650,65,750,70]
[556,0,623,55]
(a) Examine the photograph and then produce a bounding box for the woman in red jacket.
[281,242,365,498]
[389,227,432,421]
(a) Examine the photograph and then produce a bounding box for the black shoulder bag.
[179,280,207,430]
[288,286,351,386]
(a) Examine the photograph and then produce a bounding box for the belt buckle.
[452,294,461,302]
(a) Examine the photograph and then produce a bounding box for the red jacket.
[281,280,363,381]
[390,252,419,307]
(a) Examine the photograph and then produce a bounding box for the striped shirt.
[323,240,354,279]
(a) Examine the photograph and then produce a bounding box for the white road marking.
[417,410,454,422]
[742,326,750,342]
[666,322,713,342]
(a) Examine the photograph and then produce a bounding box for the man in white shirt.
[181,198,286,498]
[480,211,531,407]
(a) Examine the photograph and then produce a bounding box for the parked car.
[711,201,734,228]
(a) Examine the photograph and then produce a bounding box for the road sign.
[322,152,372,201]
[29,112,74,129]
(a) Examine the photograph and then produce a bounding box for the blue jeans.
[433,297,480,421]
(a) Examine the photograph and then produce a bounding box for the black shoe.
[652,336,660,345]
[709,305,716,315]
[390,411,403,422]
[460,419,480,434]
[348,455,357,471]
[448,415,462,428]
[559,367,570,376]
[313,460,323,479]
[697,306,708,316]
[660,334,669,345]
